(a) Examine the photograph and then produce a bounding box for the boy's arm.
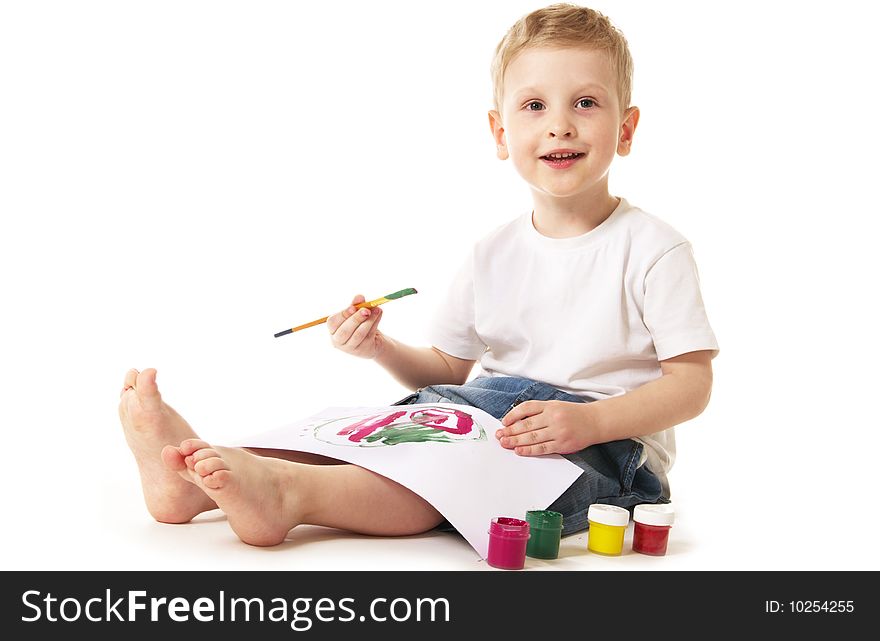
[587,350,714,443]
[498,350,714,455]
[375,336,476,390]
[327,295,476,390]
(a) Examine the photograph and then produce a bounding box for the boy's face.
[489,47,638,205]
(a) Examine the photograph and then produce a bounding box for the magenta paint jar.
[487,517,531,570]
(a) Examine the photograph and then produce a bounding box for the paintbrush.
[274,288,418,337]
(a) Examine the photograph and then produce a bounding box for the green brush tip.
[384,288,418,299]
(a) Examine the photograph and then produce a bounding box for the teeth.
[546,152,579,159]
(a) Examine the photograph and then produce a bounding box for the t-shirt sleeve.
[426,249,488,360]
[644,242,719,361]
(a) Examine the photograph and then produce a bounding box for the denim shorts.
[391,376,667,537]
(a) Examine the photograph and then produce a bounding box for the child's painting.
[232,402,582,560]
[312,406,486,447]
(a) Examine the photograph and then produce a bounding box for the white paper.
[231,403,583,559]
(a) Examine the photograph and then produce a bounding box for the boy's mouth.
[540,152,584,168]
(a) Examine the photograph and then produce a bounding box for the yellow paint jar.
[587,504,630,555]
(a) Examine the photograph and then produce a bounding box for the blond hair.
[491,3,633,115]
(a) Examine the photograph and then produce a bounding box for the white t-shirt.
[428,197,719,494]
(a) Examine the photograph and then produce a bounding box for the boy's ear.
[488,110,509,160]
[617,106,640,157]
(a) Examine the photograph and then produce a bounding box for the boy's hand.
[327,294,386,359]
[496,400,597,456]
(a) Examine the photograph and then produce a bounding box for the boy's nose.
[547,118,575,138]
[549,129,573,138]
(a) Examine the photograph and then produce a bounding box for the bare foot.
[118,368,217,523]
[163,439,301,546]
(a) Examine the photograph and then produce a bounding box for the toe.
[203,469,232,490]
[121,368,139,396]
[194,456,228,477]
[179,439,211,455]
[135,368,162,409]
[191,448,220,463]
[161,445,187,472]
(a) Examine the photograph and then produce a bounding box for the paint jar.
[632,504,675,556]
[587,504,630,555]
[525,510,564,559]
[487,517,530,570]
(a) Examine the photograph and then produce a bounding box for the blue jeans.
[391,376,667,536]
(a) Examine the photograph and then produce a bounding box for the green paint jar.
[525,510,564,559]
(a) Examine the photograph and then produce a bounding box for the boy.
[118,3,717,547]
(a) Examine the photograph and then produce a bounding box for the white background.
[1,0,878,571]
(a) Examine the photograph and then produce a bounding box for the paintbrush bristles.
[384,287,418,300]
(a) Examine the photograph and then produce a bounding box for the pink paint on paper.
[336,410,407,442]
[409,408,474,434]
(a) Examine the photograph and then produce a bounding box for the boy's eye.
[524,99,596,111]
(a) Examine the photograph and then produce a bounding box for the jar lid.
[587,504,630,527]
[489,517,531,539]
[633,503,675,526]
[525,510,563,530]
